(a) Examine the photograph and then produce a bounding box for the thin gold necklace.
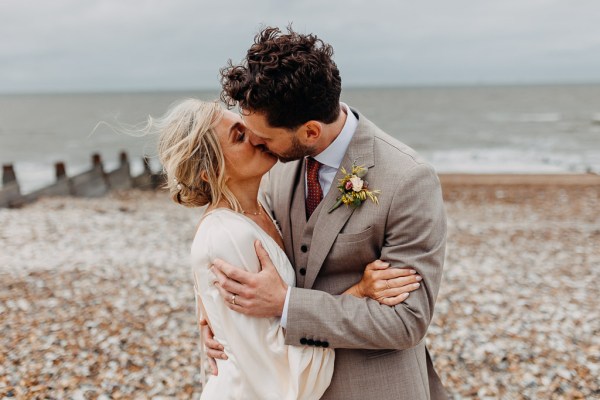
[241,201,262,216]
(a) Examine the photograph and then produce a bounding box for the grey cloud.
[1,0,599,92]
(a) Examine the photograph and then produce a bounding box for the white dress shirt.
[281,103,358,327]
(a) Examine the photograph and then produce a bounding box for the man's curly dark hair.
[220,26,342,130]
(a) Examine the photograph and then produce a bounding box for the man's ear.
[301,120,322,144]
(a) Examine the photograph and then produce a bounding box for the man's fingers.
[211,265,248,296]
[254,240,274,271]
[213,281,252,313]
[214,280,234,302]
[213,258,254,284]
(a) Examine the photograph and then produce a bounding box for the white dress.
[190,208,334,400]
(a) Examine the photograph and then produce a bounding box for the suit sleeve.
[284,163,447,350]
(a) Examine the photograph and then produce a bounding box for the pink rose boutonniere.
[328,164,380,213]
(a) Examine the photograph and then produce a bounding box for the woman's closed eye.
[236,128,246,143]
[228,122,247,144]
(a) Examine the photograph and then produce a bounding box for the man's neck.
[311,106,348,156]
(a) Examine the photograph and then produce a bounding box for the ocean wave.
[426,148,600,174]
[486,113,562,123]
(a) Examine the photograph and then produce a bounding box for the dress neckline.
[201,203,285,252]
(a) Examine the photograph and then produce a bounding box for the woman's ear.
[200,170,209,182]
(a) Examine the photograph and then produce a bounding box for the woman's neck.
[215,178,262,214]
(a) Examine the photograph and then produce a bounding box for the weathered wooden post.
[24,161,73,203]
[49,161,72,196]
[71,153,109,197]
[56,162,67,180]
[150,157,164,189]
[133,156,154,190]
[107,151,132,190]
[0,164,23,207]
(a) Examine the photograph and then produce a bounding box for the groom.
[208,27,448,399]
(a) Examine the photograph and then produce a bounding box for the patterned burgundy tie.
[305,157,323,219]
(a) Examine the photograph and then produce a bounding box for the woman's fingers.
[386,274,422,289]
[201,323,227,375]
[205,338,227,360]
[208,356,218,376]
[376,267,417,280]
[365,273,421,298]
[379,292,411,307]
[365,260,390,270]
[378,282,421,299]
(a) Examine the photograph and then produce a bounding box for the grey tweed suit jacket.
[264,108,448,400]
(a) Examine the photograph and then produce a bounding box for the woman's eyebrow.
[228,122,242,140]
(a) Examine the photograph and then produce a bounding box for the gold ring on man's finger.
[231,295,237,305]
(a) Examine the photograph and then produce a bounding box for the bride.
[155,99,423,399]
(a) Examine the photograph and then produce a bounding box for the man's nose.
[248,131,265,147]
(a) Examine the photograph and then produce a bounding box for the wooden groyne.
[2,155,598,209]
[0,152,163,208]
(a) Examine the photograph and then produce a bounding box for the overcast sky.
[2,0,600,93]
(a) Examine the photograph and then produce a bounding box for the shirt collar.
[313,103,358,169]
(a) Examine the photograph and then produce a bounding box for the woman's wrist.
[345,282,365,298]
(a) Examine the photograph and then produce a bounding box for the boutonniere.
[328,164,380,213]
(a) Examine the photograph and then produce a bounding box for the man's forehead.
[240,111,266,127]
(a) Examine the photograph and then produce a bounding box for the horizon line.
[2,80,600,96]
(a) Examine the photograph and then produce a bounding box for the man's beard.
[276,135,316,163]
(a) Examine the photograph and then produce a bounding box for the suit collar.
[313,103,358,170]
[275,160,303,265]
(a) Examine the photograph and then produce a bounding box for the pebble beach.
[1,178,599,399]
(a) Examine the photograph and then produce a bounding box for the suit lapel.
[304,112,375,289]
[273,160,302,266]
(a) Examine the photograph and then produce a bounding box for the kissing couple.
[154,26,448,399]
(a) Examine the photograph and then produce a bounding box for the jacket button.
[300,245,308,253]
[314,340,322,347]
[300,338,307,345]
[307,339,315,346]
[299,268,306,276]
[322,341,329,348]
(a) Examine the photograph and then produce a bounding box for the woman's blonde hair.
[153,98,241,210]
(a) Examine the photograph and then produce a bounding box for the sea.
[1,84,599,194]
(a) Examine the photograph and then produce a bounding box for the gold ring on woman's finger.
[231,295,237,305]
[385,280,391,290]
